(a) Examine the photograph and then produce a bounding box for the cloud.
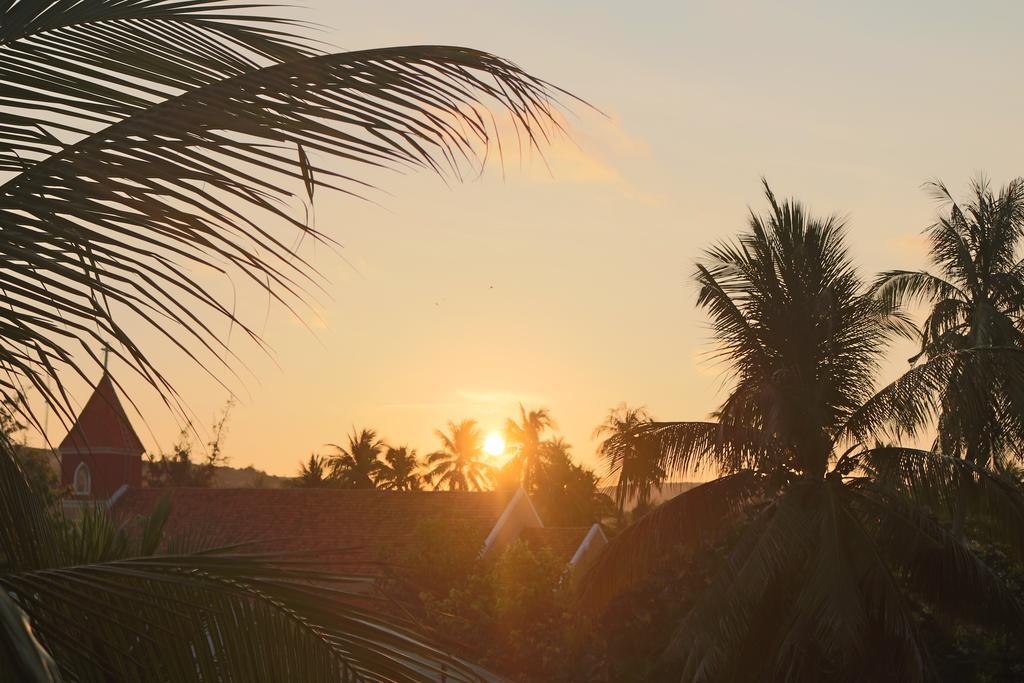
[484,109,665,205]
[885,233,929,256]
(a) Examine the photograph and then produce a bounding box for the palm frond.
[642,420,784,476]
[850,484,1024,627]
[666,483,818,682]
[666,482,929,683]
[852,446,1024,553]
[0,590,62,682]
[4,556,487,682]
[0,0,312,167]
[870,270,965,311]
[0,44,569,426]
[576,471,761,616]
[845,347,1024,446]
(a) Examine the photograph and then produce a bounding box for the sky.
[32,0,1024,477]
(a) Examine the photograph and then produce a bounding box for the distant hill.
[204,464,290,489]
[599,481,700,510]
[140,462,291,489]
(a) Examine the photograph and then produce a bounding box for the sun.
[483,432,505,457]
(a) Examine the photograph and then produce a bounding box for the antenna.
[102,345,109,374]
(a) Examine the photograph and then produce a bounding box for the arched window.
[73,462,91,496]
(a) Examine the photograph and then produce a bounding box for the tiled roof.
[58,375,144,454]
[112,488,508,572]
[519,526,590,564]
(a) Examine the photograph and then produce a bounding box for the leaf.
[0,591,62,682]
[297,142,315,202]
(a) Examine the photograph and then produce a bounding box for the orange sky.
[30,1,1024,477]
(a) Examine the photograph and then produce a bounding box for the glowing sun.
[483,432,505,457]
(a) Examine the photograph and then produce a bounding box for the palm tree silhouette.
[0,1,567,677]
[580,182,1024,682]
[533,437,615,526]
[378,446,424,491]
[426,420,494,491]
[504,405,556,491]
[872,178,1024,468]
[294,453,329,488]
[594,403,665,514]
[327,429,385,489]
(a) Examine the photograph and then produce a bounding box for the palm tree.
[0,1,567,677]
[533,437,615,526]
[580,183,1024,682]
[594,403,665,514]
[872,178,1024,473]
[504,405,556,492]
[327,429,385,489]
[294,453,329,488]
[378,446,424,491]
[426,420,494,491]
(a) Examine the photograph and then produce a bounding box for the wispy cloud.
[885,232,929,256]
[485,109,665,205]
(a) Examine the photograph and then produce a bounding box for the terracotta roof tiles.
[112,488,509,573]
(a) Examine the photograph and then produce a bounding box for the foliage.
[531,437,615,526]
[381,515,493,600]
[578,182,1024,682]
[387,520,592,683]
[504,405,556,491]
[328,428,386,489]
[1,399,62,502]
[293,453,331,488]
[423,541,590,682]
[146,401,233,488]
[426,420,494,491]
[921,537,1024,682]
[378,446,424,491]
[595,403,665,514]
[13,447,62,504]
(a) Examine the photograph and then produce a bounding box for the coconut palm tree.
[294,453,329,488]
[327,428,385,490]
[579,183,1024,682]
[594,403,665,514]
[0,0,567,677]
[426,420,494,492]
[872,178,1024,472]
[504,405,556,492]
[378,446,423,491]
